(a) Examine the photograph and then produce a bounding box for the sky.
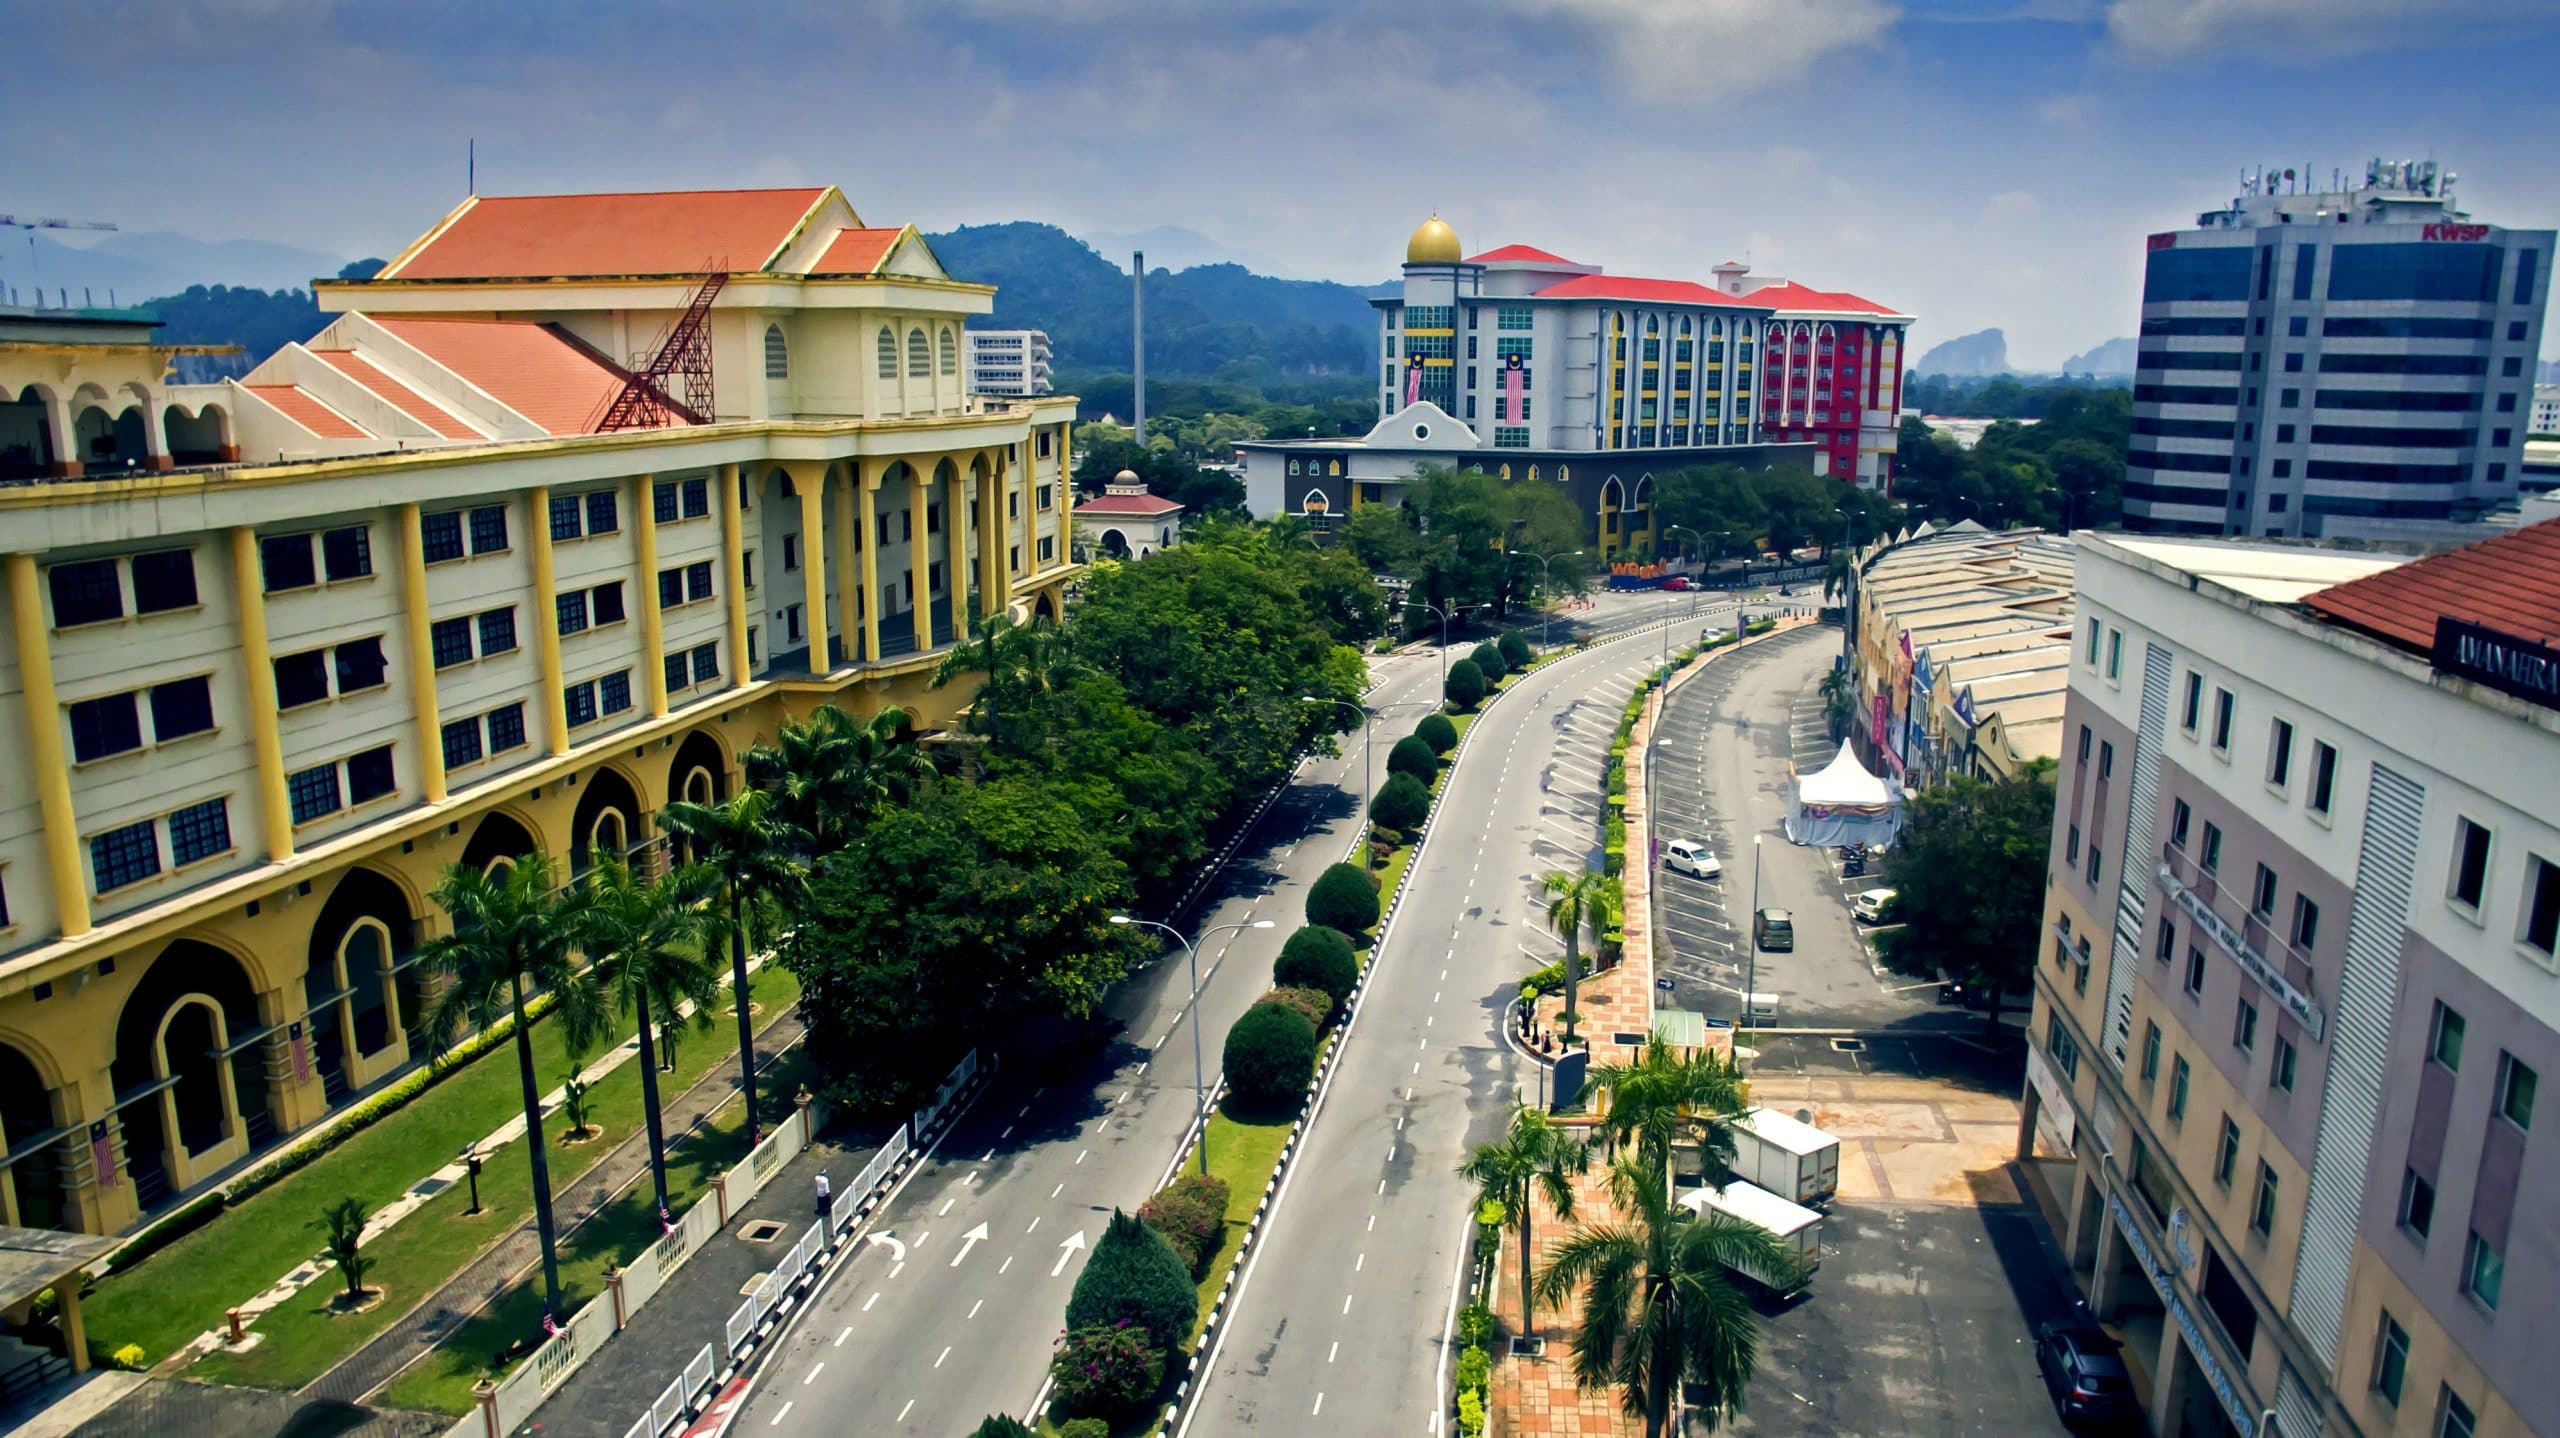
[8,0,2560,369]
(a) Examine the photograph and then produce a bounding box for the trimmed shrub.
[1139,1172,1231,1277]
[1445,658,1487,711]
[1274,925,1357,1009]
[1050,1321,1165,1419]
[1065,1210,1197,1352]
[1415,712,1459,755]
[1386,735,1440,785]
[1498,631,1532,668]
[970,1418,1036,1438]
[1057,1422,1110,1438]
[1470,642,1509,682]
[1371,772,1432,833]
[1223,1001,1319,1111]
[1265,984,1335,1032]
[1308,861,1380,935]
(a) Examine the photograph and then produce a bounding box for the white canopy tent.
[1784,741,1904,847]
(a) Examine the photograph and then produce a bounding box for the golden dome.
[1406,213,1461,266]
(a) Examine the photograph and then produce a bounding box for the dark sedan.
[2033,1322,2140,1429]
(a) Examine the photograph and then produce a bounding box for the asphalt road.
[1181,606,1731,1435]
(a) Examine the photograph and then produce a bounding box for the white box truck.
[1728,1106,1840,1206]
[1679,1181,1822,1297]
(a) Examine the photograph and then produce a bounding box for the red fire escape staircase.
[591,265,727,433]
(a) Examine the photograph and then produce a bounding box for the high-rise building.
[966,329,1053,396]
[2024,523,2560,1438]
[0,186,1078,1235]
[2125,160,2552,540]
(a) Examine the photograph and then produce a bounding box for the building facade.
[1072,470,1183,560]
[2126,160,2552,540]
[1846,521,2073,785]
[0,186,1080,1236]
[2021,526,2560,1438]
[965,329,1053,397]
[2530,384,2558,438]
[1241,216,1910,553]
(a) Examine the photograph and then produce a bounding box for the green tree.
[1471,642,1509,682]
[1387,735,1440,785]
[1371,771,1432,832]
[1534,1157,1796,1437]
[1817,665,1855,742]
[969,1416,1036,1438]
[581,855,721,1220]
[1887,760,2057,1031]
[1445,658,1487,711]
[1415,712,1459,755]
[1539,869,1619,1046]
[1222,1000,1319,1112]
[744,704,934,856]
[1583,1037,1749,1194]
[1457,1105,1589,1340]
[658,788,804,1142]
[1498,631,1533,669]
[933,610,1022,744]
[1307,861,1380,935]
[417,854,605,1322]
[314,1196,374,1306]
[1065,1209,1198,1351]
[1273,925,1358,1011]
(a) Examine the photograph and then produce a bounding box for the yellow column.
[633,475,667,717]
[944,461,971,632]
[833,462,861,664]
[527,485,570,755]
[794,463,830,672]
[979,453,1003,609]
[857,465,884,664]
[1053,425,1071,574]
[5,553,90,938]
[907,467,933,652]
[389,508,447,804]
[227,527,296,860]
[719,463,750,689]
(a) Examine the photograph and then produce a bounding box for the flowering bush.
[1051,1321,1165,1418]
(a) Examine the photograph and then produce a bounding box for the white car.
[1851,887,1901,923]
[1665,840,1723,879]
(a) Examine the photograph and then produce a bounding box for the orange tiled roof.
[811,227,905,275]
[309,349,480,440]
[246,384,365,439]
[1076,491,1184,516]
[1739,280,1904,317]
[370,317,629,436]
[2302,516,2560,654]
[385,188,830,280]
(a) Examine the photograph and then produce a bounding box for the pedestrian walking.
[815,1170,833,1222]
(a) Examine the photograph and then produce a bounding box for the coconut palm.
[1822,548,1855,604]
[1817,665,1856,742]
[746,705,934,855]
[1457,1104,1589,1341]
[418,854,605,1324]
[1584,1036,1749,1196]
[933,610,1020,741]
[658,789,802,1145]
[580,854,721,1220]
[1534,1156,1798,1437]
[1540,869,1620,1047]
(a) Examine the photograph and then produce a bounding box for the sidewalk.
[296,1004,809,1407]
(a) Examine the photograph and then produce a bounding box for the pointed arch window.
[764,324,789,379]
[877,326,898,379]
[938,328,958,376]
[907,328,930,378]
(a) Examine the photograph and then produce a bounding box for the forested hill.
[924,222,1378,386]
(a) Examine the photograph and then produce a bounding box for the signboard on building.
[2422,222,2491,243]
[2023,1043,2077,1154]
[2110,1194,2258,1434]
[2433,617,2560,713]
[2161,865,2326,1042]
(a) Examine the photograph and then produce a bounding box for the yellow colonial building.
[0,186,1078,1235]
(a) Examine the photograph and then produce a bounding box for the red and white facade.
[1714,263,1911,489]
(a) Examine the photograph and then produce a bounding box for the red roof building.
[381,188,834,280]
[2303,516,2560,654]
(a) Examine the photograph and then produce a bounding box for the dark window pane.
[167,797,231,865]
[287,763,342,823]
[564,681,598,727]
[590,582,625,626]
[2528,859,2560,955]
[681,477,709,518]
[68,692,143,762]
[687,561,713,602]
[469,505,509,554]
[431,616,474,668]
[585,489,619,534]
[691,642,718,681]
[89,819,161,892]
[486,702,527,752]
[273,650,331,708]
[663,653,689,694]
[322,525,373,581]
[334,636,389,694]
[653,481,679,523]
[477,607,518,656]
[556,590,589,636]
[659,569,684,609]
[441,715,484,768]
[261,534,317,592]
[422,511,466,562]
[149,676,215,741]
[47,559,123,626]
[129,551,197,613]
[549,493,582,541]
[599,670,632,715]
[2327,243,2500,302]
[344,745,396,805]
[2143,245,2254,303]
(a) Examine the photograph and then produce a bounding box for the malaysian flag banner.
[1406,355,1425,406]
[1504,352,1525,423]
[290,1020,312,1083]
[90,1119,119,1187]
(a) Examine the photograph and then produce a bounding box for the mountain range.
[1,230,347,308]
[1913,326,2139,381]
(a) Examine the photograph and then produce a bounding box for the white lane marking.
[1356,1252,1366,1271]
[802,1363,824,1385]
[1342,1293,1354,1315]
[862,1292,879,1312]
[1412,1061,1420,1074]
[936,1345,952,1368]
[970,1298,984,1319]
[1050,1183,1062,1198]
[1328,1341,1339,1363]
[997,1125,1013,1140]
[1378,1177,1388,1194]
[897,1399,915,1422]
[1076,1149,1088,1164]
[938,1198,955,1216]
[769,1401,793,1426]
[999,1255,1013,1274]
[1368,1214,1376,1232]
[1028,1215,1042,1234]
[834,1325,852,1347]
[1386,1146,1396,1164]
[889,1262,904,1279]
[1314,1393,1326,1416]
[1054,1229,1089,1276]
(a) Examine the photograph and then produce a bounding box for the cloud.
[2103,0,2546,60]
[1504,0,1901,91]
[2036,92,2093,124]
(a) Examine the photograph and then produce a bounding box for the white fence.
[454,1050,987,1438]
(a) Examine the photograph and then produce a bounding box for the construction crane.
[1,214,118,308]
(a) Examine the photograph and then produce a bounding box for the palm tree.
[658,790,802,1145]
[418,854,605,1324]
[1534,1156,1798,1437]
[1584,1037,1749,1196]
[580,854,721,1221]
[1821,548,1854,605]
[1457,1104,1589,1341]
[746,706,863,852]
[1817,665,1855,742]
[933,610,1020,741]
[1540,869,1619,1048]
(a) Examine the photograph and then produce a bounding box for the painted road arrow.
[1051,1229,1088,1277]
[866,1232,906,1262]
[949,1221,991,1268]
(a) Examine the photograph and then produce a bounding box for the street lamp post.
[1410,600,1483,691]
[1510,549,1582,651]
[1108,915,1275,1174]
[1301,696,1373,831]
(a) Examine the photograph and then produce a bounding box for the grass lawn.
[187,966,799,1401]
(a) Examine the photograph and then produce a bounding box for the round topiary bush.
[1049,1321,1166,1420]
[1275,925,1358,1009]
[1371,771,1432,833]
[1138,1171,1231,1278]
[1445,658,1487,711]
[1499,631,1533,669]
[1387,735,1440,785]
[1415,711,1459,755]
[1471,642,1509,682]
[1064,1209,1197,1351]
[1223,1000,1320,1111]
[1264,984,1336,1032]
[1308,861,1381,934]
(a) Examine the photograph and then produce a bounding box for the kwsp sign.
[2423,223,2491,242]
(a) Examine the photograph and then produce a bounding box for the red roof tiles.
[810,227,905,275]
[1533,274,1767,307]
[309,349,480,439]
[1076,492,1184,516]
[1736,281,1902,316]
[1467,244,1576,265]
[385,188,830,280]
[371,317,630,436]
[2303,517,2560,654]
[246,384,365,439]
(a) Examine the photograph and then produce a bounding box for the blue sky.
[8,0,2557,368]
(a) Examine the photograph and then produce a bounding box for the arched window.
[683,767,715,806]
[907,328,930,378]
[877,326,898,379]
[764,324,789,379]
[938,328,957,376]
[590,807,628,863]
[1558,465,1570,482]
[1528,464,1540,482]
[1679,316,1692,336]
